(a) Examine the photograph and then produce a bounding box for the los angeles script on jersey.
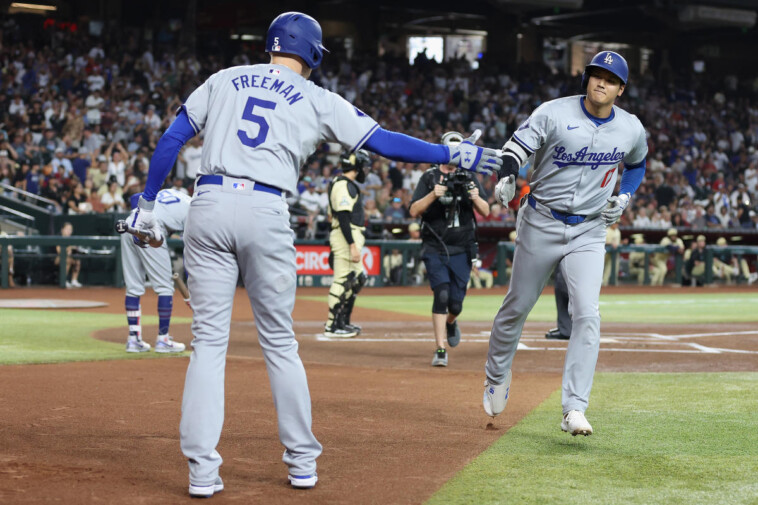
[230,74,304,106]
[551,146,625,170]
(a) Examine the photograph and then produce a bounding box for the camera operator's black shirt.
[411,167,484,255]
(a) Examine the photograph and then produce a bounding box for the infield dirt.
[1,286,755,504]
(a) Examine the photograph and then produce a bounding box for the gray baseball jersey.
[122,188,190,297]
[486,94,647,419]
[514,95,647,214]
[179,61,388,487]
[182,63,379,194]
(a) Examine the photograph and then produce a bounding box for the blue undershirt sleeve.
[363,127,449,164]
[142,110,197,201]
[619,159,646,197]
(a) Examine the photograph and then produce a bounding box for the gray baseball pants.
[180,178,322,486]
[486,201,606,413]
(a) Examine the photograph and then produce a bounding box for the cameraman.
[410,133,489,367]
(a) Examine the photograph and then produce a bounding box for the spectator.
[55,222,82,288]
[383,196,408,222]
[100,179,126,213]
[106,141,128,186]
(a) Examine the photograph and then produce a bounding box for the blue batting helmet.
[581,51,628,91]
[266,12,328,69]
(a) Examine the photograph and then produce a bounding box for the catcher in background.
[324,150,370,338]
[122,189,191,352]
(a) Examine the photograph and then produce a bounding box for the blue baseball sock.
[158,295,173,336]
[125,296,141,340]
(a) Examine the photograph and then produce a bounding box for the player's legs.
[326,230,353,334]
[553,265,572,337]
[486,206,563,385]
[121,235,147,346]
[559,222,606,413]
[180,195,240,487]
[139,245,179,346]
[237,193,322,478]
[342,231,366,329]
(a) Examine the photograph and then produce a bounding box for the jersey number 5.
[237,97,277,148]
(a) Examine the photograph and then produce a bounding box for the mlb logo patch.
[233,182,245,190]
[272,43,281,52]
[269,69,280,75]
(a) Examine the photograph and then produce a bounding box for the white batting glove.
[601,193,630,226]
[494,175,516,205]
[131,196,163,248]
[447,129,503,175]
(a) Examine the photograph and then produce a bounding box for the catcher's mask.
[341,149,370,183]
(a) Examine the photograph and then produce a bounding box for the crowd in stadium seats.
[1,16,757,241]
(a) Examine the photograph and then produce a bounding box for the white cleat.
[154,335,186,353]
[483,369,512,417]
[189,476,224,498]
[126,339,151,353]
[561,410,593,436]
[288,473,318,489]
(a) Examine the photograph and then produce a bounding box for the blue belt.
[528,194,587,225]
[197,174,282,196]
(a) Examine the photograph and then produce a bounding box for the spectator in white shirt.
[179,137,202,183]
[633,207,652,228]
[8,95,25,116]
[85,89,104,125]
[105,141,128,187]
[87,69,105,92]
[143,104,161,129]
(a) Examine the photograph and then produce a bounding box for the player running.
[483,51,647,436]
[130,11,502,498]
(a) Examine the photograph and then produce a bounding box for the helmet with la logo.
[581,51,628,91]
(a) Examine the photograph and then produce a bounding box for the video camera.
[439,169,475,206]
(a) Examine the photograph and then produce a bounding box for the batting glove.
[447,129,503,175]
[131,196,163,248]
[601,193,630,226]
[494,175,516,205]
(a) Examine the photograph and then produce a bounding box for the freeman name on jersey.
[551,145,626,170]
[230,74,304,106]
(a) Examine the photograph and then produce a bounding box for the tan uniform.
[628,251,647,285]
[651,236,683,286]
[327,176,365,327]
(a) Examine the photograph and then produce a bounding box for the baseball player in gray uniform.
[129,11,501,498]
[123,188,190,353]
[483,51,647,436]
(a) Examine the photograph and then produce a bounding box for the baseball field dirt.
[1,286,756,504]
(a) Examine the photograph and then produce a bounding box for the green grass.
[427,373,758,505]
[298,293,758,324]
[0,309,192,365]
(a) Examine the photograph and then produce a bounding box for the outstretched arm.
[364,128,502,175]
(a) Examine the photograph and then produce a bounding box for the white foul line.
[314,331,758,355]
